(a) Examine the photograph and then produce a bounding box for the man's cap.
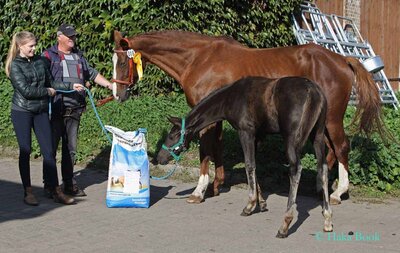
[57,24,77,37]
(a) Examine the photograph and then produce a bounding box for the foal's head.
[156,117,190,164]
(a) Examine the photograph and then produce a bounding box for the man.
[43,24,113,196]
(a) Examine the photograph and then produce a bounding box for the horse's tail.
[345,56,387,139]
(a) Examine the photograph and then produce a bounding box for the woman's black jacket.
[9,55,73,113]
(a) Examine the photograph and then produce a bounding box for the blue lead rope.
[52,88,112,143]
[51,88,175,180]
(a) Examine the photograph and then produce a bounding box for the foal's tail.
[297,83,327,149]
[345,57,387,139]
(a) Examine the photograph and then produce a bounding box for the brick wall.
[344,0,361,29]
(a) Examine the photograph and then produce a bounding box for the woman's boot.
[52,186,75,205]
[24,187,39,206]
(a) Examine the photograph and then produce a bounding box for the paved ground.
[0,157,399,253]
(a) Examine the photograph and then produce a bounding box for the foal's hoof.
[276,231,288,238]
[259,202,268,212]
[323,225,333,232]
[329,196,341,205]
[186,195,203,204]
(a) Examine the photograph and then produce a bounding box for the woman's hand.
[47,88,56,96]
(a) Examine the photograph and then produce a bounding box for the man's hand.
[73,83,85,92]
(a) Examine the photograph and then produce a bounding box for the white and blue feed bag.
[105,125,150,208]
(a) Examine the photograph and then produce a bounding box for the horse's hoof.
[323,225,333,232]
[259,202,268,212]
[240,209,252,217]
[329,196,341,205]
[186,195,203,204]
[276,231,288,238]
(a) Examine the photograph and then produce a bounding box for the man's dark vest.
[43,46,90,113]
[43,48,90,82]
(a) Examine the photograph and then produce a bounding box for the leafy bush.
[346,106,400,191]
[0,0,302,96]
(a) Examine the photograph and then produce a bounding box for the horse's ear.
[167,116,181,126]
[113,30,123,43]
[120,38,130,50]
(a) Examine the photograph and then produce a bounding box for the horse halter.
[112,46,143,87]
[162,118,187,161]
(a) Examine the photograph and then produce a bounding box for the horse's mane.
[131,30,244,46]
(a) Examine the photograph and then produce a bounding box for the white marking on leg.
[192,174,209,198]
[112,53,118,99]
[331,162,349,201]
[338,162,349,190]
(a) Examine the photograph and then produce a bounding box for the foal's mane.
[188,82,234,119]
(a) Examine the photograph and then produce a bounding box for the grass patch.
[349,184,400,204]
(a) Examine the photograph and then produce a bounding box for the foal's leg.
[277,143,302,238]
[315,131,333,232]
[211,122,225,195]
[254,139,267,212]
[237,131,258,216]
[326,122,350,205]
[317,136,335,193]
[257,180,268,212]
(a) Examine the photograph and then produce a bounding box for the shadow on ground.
[150,128,345,237]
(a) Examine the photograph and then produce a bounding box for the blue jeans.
[11,110,59,189]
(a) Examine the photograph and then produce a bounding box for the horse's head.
[156,117,189,165]
[112,30,144,102]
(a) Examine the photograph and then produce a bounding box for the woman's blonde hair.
[4,31,36,77]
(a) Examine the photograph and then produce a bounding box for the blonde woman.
[5,31,83,206]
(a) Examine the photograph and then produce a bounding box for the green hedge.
[346,107,400,191]
[0,0,303,96]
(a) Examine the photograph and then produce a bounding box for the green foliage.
[346,106,400,191]
[0,82,14,147]
[0,0,303,96]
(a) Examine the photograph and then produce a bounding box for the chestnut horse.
[156,76,332,238]
[112,30,384,205]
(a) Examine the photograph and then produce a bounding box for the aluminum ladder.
[292,1,399,108]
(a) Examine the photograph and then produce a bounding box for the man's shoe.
[64,184,87,197]
[52,186,75,205]
[24,187,39,206]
